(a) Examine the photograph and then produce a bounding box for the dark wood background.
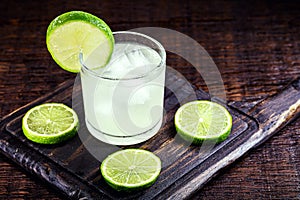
[1,0,299,199]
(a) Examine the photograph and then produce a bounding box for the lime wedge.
[174,100,232,144]
[46,11,114,72]
[100,149,161,192]
[22,103,79,144]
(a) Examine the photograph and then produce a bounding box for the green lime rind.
[104,173,160,192]
[176,124,231,145]
[22,125,78,144]
[46,11,113,38]
[22,103,79,144]
[46,11,114,73]
[174,100,232,145]
[100,149,161,192]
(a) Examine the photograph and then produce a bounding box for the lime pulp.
[46,11,114,72]
[174,100,232,144]
[22,103,79,144]
[100,149,161,192]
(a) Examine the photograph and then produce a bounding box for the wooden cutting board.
[0,69,299,200]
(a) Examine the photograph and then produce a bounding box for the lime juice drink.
[80,31,166,145]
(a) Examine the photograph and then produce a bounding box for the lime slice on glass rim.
[174,100,232,144]
[100,149,161,192]
[22,103,79,144]
[46,11,114,72]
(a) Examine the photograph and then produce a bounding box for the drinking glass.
[80,31,166,145]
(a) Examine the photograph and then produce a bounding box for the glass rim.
[79,31,166,81]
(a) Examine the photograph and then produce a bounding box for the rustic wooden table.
[1,0,299,199]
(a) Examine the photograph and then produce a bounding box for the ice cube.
[101,43,162,79]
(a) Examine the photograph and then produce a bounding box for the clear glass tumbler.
[80,31,166,145]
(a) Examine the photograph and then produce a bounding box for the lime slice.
[100,149,161,192]
[46,11,114,72]
[22,103,79,144]
[174,100,232,144]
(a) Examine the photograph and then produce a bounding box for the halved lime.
[100,149,161,192]
[46,11,114,72]
[174,100,232,144]
[22,103,79,144]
